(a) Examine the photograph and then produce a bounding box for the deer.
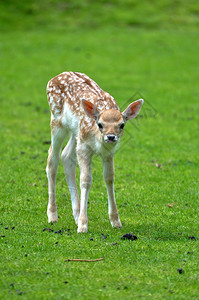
[46,72,143,233]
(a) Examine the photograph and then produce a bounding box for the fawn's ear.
[122,99,144,121]
[82,100,100,120]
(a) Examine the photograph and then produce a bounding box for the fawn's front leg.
[77,144,92,233]
[103,155,122,228]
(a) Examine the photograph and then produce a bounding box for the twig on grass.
[65,258,104,262]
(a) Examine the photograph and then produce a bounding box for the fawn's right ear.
[82,100,100,120]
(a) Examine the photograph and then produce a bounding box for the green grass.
[0,1,199,299]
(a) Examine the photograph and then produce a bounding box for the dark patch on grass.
[111,242,118,246]
[43,140,51,145]
[16,289,23,295]
[42,228,54,232]
[30,155,38,159]
[42,228,71,236]
[101,233,107,239]
[35,105,41,112]
[188,236,196,240]
[54,229,63,234]
[120,202,128,207]
[177,268,184,274]
[21,101,32,106]
[121,233,138,241]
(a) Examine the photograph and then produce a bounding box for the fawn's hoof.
[77,224,88,233]
[77,216,88,233]
[110,215,122,228]
[47,211,58,223]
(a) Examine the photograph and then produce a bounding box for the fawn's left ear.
[122,99,144,121]
[82,99,100,120]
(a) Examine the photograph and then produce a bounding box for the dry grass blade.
[65,258,104,262]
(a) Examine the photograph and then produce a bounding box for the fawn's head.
[82,99,144,144]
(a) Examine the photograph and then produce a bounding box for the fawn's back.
[47,72,119,137]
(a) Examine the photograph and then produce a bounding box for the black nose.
[107,134,116,141]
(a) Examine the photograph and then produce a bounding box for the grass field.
[0,1,199,299]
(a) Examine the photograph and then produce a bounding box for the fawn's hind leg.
[46,126,66,223]
[61,135,80,225]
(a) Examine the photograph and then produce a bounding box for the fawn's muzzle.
[105,134,118,143]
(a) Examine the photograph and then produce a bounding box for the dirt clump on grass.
[121,233,138,241]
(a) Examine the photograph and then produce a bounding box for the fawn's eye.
[120,123,125,129]
[98,123,103,129]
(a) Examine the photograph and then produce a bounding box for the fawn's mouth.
[105,140,117,143]
[104,135,118,143]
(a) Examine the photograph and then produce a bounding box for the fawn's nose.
[106,134,117,143]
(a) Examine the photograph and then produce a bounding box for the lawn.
[0,1,199,299]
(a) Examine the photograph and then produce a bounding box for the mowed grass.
[0,1,199,299]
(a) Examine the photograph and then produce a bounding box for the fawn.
[46,72,143,233]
